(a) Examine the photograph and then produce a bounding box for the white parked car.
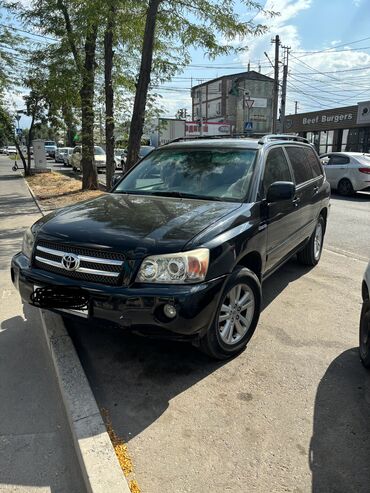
[71,145,106,173]
[6,146,17,155]
[320,152,370,196]
[114,148,125,169]
[360,262,370,368]
[63,148,74,167]
[55,147,68,163]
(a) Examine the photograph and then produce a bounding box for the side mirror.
[266,181,295,203]
[321,157,329,165]
[111,174,122,190]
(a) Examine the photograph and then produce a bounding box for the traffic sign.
[244,121,253,131]
[16,128,23,136]
[245,97,255,109]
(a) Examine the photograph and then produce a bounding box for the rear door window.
[303,147,323,178]
[285,146,312,185]
[329,155,350,165]
[263,147,293,194]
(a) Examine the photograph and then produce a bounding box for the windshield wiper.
[150,191,223,201]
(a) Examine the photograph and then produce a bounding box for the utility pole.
[271,35,280,134]
[199,86,203,136]
[295,101,298,114]
[280,46,290,133]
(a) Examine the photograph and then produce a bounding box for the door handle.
[292,196,300,207]
[313,185,319,193]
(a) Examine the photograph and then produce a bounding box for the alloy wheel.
[218,284,255,345]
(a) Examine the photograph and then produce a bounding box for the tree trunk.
[104,4,116,189]
[80,25,98,190]
[125,0,161,170]
[14,139,27,173]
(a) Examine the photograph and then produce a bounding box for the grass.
[25,171,104,210]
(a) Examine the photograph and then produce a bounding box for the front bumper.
[11,253,226,338]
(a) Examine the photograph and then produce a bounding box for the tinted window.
[285,146,312,184]
[263,147,292,193]
[329,155,350,165]
[303,147,322,178]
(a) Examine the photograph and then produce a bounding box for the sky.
[4,0,370,128]
[159,0,370,118]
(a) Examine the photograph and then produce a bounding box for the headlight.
[22,226,36,258]
[136,248,209,284]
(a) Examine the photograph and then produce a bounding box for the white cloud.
[353,0,362,6]
[236,0,370,113]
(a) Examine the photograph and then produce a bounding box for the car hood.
[36,193,241,257]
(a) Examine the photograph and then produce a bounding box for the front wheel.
[199,267,261,360]
[359,300,370,368]
[297,216,325,266]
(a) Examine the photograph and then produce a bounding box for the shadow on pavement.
[66,258,312,442]
[310,348,370,493]
[331,191,370,202]
[0,305,84,492]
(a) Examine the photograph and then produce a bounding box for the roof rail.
[258,134,310,145]
[161,134,260,146]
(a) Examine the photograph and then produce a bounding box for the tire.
[297,215,325,266]
[72,166,77,172]
[359,299,370,369]
[337,178,354,196]
[199,267,261,360]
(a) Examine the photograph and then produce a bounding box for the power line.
[292,36,370,57]
[0,23,58,42]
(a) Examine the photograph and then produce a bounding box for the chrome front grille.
[33,240,125,285]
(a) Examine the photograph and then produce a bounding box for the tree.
[104,1,116,189]
[125,0,271,170]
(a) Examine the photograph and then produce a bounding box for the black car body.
[12,135,330,359]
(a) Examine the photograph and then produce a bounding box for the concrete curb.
[40,310,131,493]
[24,178,47,216]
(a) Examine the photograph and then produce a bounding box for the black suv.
[11,135,330,359]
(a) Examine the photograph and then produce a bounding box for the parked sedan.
[63,148,74,167]
[360,262,370,368]
[6,146,17,155]
[55,147,68,163]
[320,152,370,196]
[70,145,106,173]
[120,146,155,168]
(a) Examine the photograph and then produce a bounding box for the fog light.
[163,304,177,319]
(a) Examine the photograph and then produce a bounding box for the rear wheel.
[297,216,325,266]
[359,299,370,368]
[337,178,354,196]
[199,267,261,360]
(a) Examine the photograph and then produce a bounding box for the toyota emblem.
[61,253,80,271]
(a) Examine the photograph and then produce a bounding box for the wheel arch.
[236,251,263,281]
[362,280,369,302]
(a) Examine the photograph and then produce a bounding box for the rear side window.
[263,147,292,193]
[285,146,312,185]
[329,155,350,165]
[303,147,323,178]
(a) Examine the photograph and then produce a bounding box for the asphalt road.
[64,188,370,492]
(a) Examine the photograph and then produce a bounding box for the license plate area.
[32,284,89,318]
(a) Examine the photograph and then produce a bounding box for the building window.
[195,107,199,117]
[218,82,222,92]
[342,129,349,151]
[217,102,221,115]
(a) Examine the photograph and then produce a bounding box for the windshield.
[45,141,56,146]
[114,148,257,202]
[94,146,105,155]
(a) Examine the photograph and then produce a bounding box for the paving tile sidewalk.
[0,157,85,492]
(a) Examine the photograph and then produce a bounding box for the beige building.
[191,71,274,135]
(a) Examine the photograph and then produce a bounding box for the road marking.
[324,246,368,263]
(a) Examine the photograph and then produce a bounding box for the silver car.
[320,152,370,196]
[360,262,370,368]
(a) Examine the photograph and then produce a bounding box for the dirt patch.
[25,171,104,210]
